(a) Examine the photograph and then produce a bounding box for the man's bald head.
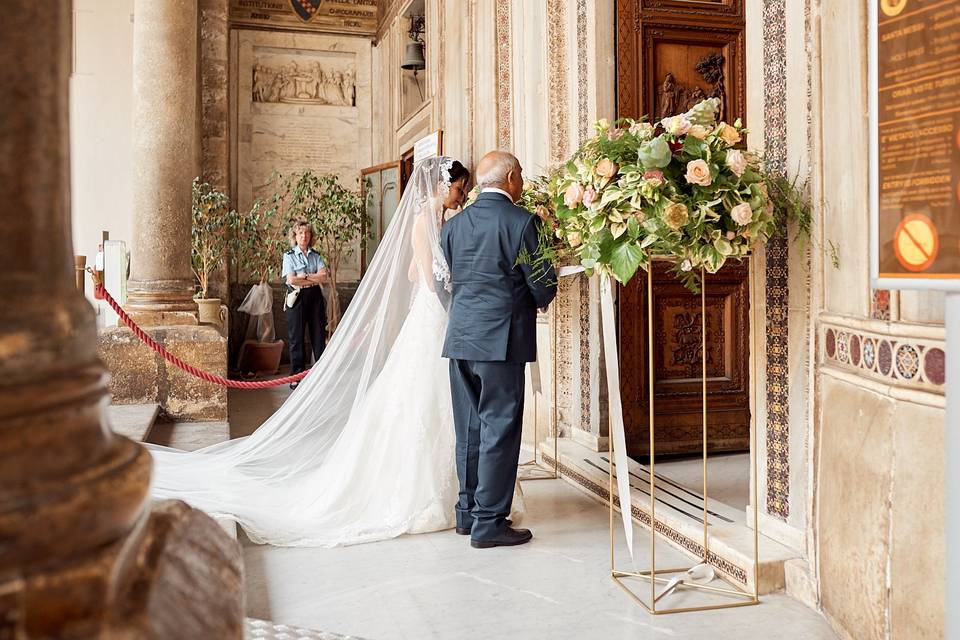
[476,150,523,202]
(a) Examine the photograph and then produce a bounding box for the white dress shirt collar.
[481,187,514,202]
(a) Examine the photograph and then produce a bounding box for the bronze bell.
[401,41,426,71]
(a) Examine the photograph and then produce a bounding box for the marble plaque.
[236,31,371,209]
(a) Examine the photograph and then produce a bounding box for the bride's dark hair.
[447,160,470,186]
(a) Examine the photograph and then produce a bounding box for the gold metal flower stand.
[518,309,559,480]
[601,264,760,614]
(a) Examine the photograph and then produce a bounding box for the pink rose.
[596,158,619,179]
[685,159,712,187]
[726,230,736,240]
[582,186,598,207]
[564,182,585,208]
[730,202,753,226]
[607,127,624,141]
[643,170,664,188]
[725,149,747,177]
[661,115,692,136]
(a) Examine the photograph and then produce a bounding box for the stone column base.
[99,325,228,421]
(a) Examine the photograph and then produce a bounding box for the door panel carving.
[619,261,750,457]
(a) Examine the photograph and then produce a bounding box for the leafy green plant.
[191,177,238,299]
[232,171,291,285]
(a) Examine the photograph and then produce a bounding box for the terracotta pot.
[196,297,222,327]
[237,339,284,376]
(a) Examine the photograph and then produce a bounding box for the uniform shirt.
[282,246,326,279]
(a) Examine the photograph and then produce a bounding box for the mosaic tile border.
[495,0,512,149]
[542,453,749,586]
[579,276,592,428]
[576,0,589,143]
[762,0,790,522]
[822,325,946,389]
[547,0,570,163]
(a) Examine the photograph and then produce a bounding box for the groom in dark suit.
[441,151,558,548]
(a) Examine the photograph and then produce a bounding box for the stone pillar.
[126,0,200,324]
[0,2,242,637]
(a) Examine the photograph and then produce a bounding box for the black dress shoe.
[456,519,512,535]
[470,526,532,549]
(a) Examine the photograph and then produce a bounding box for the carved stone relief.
[252,58,356,106]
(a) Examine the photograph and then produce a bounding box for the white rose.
[725,149,747,177]
[730,202,753,226]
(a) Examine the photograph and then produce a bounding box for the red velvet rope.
[91,273,309,389]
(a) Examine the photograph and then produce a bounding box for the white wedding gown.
[148,158,523,547]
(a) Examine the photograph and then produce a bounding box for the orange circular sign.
[894,214,938,272]
[881,0,908,17]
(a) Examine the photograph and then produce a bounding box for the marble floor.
[243,477,838,640]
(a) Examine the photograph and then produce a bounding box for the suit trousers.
[286,286,326,375]
[448,358,526,541]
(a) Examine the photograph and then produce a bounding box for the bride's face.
[443,178,468,212]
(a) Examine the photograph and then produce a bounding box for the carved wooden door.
[616,0,750,457]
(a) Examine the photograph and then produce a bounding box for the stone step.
[106,403,160,442]
[541,438,800,594]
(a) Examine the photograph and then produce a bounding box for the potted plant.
[191,177,237,328]
[231,174,292,375]
[283,171,370,333]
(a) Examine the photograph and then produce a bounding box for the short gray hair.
[476,152,519,188]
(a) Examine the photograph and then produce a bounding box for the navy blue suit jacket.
[441,191,558,363]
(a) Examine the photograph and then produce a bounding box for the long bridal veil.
[147,158,456,540]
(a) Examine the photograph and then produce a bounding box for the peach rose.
[536,205,550,221]
[567,231,582,247]
[685,159,712,187]
[730,202,753,226]
[725,149,747,177]
[607,127,624,141]
[564,182,585,208]
[687,124,710,140]
[718,123,742,146]
[596,158,619,179]
[663,202,689,230]
[633,210,646,223]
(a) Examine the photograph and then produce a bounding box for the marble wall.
[813,0,945,637]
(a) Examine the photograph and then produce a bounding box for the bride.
[148,157,523,547]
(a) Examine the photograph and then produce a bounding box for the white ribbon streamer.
[599,274,637,562]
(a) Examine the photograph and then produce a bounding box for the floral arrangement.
[533,98,809,291]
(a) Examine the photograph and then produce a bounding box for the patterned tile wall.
[762,0,791,521]
[823,325,946,389]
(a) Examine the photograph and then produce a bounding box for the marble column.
[0,2,242,636]
[126,0,200,324]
